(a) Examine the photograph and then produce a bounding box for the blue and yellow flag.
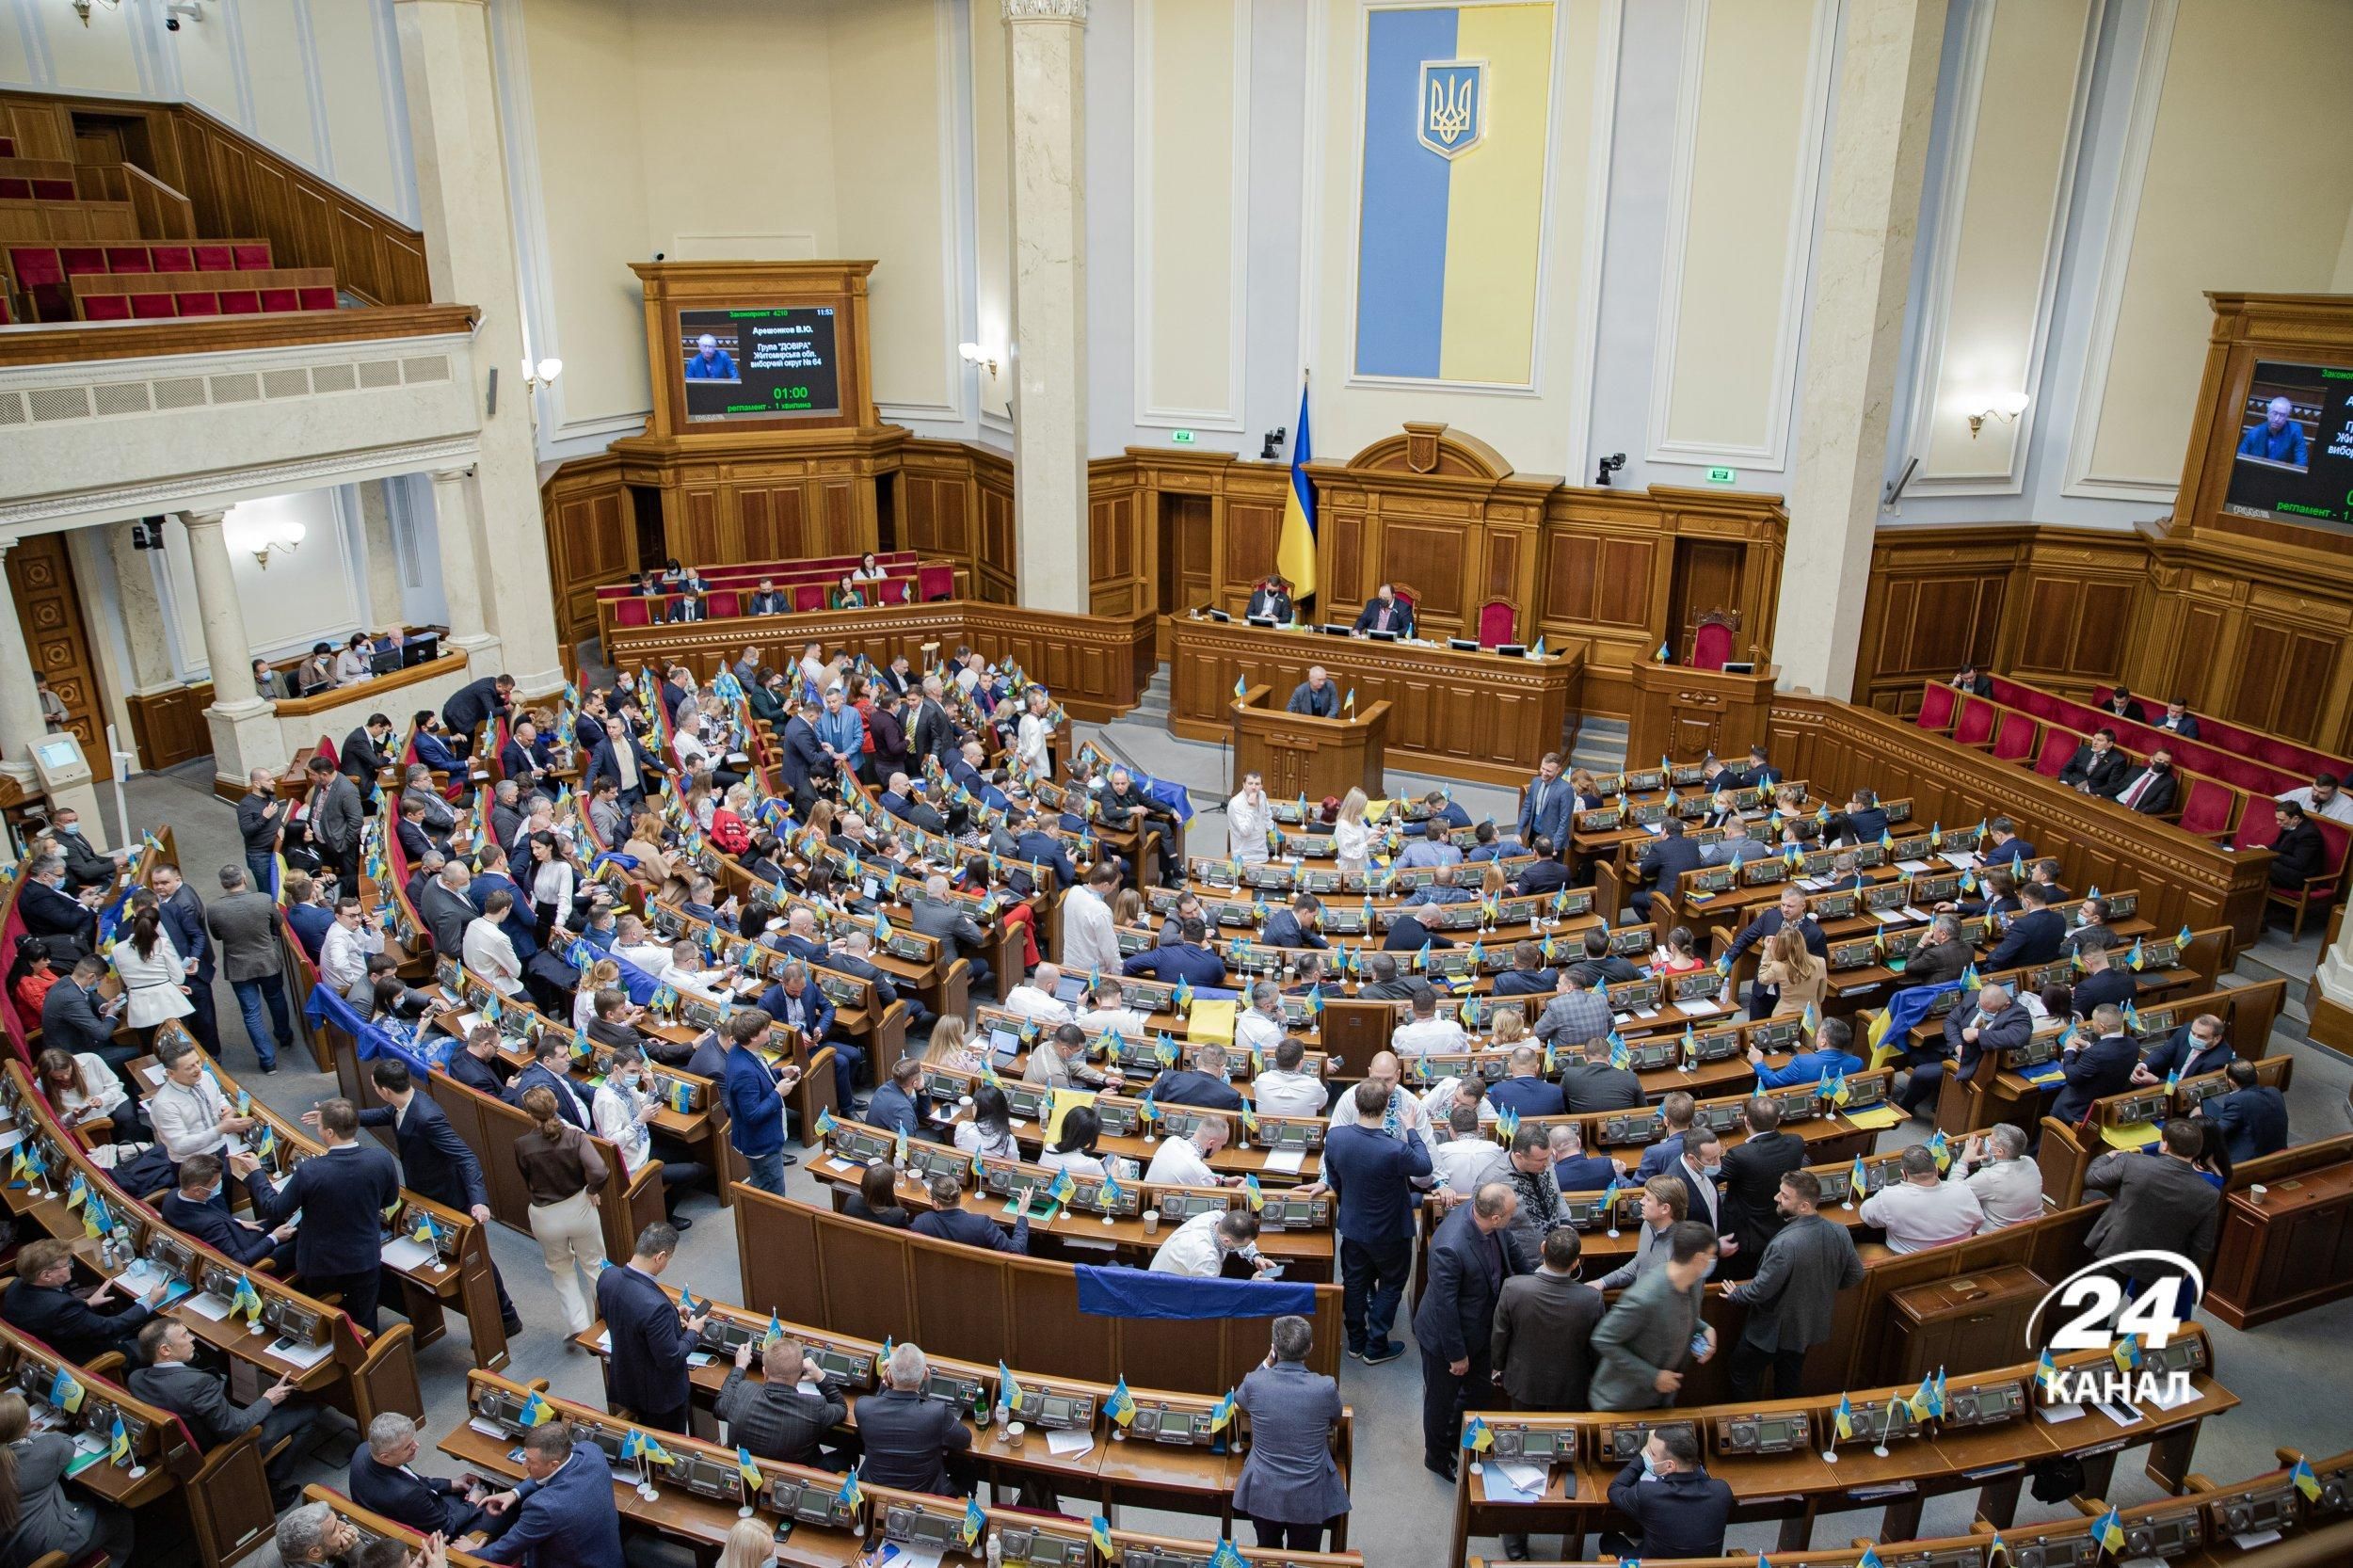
[1106,1377,1136,1428]
[1209,1542,1248,1568]
[1460,1415,1494,1452]
[997,1361,1024,1413]
[108,1413,131,1466]
[736,1446,763,1490]
[1243,1174,1265,1212]
[48,1368,83,1415]
[835,1463,863,1512]
[1209,1388,1236,1432]
[962,1493,987,1546]
[813,1107,838,1139]
[2111,1335,2142,1374]
[1090,1516,1115,1556]
[518,1390,552,1428]
[1833,1394,1856,1440]
[767,1310,784,1344]
[232,1273,264,1324]
[2294,1457,2322,1500]
[2035,1348,2059,1395]
[1046,1166,1077,1208]
[1277,382,1318,598]
[640,1432,675,1467]
[2093,1507,2124,1553]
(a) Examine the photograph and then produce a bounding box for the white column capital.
[1003,0,1089,18]
[0,535,20,558]
[430,465,478,484]
[180,508,230,535]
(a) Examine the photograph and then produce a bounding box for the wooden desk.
[1228,684,1390,802]
[1167,614,1583,787]
[1626,658,1780,764]
[2206,1138,2353,1329]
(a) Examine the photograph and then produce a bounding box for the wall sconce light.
[230,513,306,569]
[70,0,123,26]
[958,342,1000,377]
[519,357,563,392]
[1966,390,2031,438]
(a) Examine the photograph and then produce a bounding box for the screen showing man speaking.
[678,306,842,422]
[2222,360,2353,530]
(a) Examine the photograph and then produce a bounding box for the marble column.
[2314,917,2353,1054]
[0,539,52,787]
[1769,0,1947,696]
[1003,0,1091,613]
[182,510,283,788]
[356,479,408,629]
[428,467,499,663]
[393,0,564,693]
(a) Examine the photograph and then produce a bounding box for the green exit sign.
[1171,429,1196,445]
[1705,466,1737,485]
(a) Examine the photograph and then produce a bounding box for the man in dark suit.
[40,954,128,1075]
[1489,1225,1603,1559]
[2083,1119,2221,1279]
[715,1334,849,1467]
[349,1410,488,1537]
[1516,754,1574,853]
[499,718,553,792]
[1489,1047,1566,1121]
[856,1342,974,1495]
[1492,941,1556,999]
[0,1239,166,1364]
[1245,578,1293,622]
[2153,697,2201,739]
[49,805,120,892]
[1323,1081,1433,1364]
[1604,1427,1734,1560]
[1510,840,1571,900]
[1630,817,1706,921]
[440,672,515,754]
[17,854,98,955]
[1721,1169,1862,1399]
[1559,1036,1645,1113]
[1953,664,1994,698]
[1410,1182,1523,1479]
[2068,937,2137,1016]
[2201,1061,2287,1163]
[1123,917,1228,988]
[340,713,395,790]
[911,875,995,998]
[1353,584,1414,637]
[1735,744,1781,790]
[410,709,464,774]
[134,1319,321,1505]
[1984,883,2067,970]
[1145,1042,1247,1112]
[1260,893,1328,952]
[1829,789,1889,847]
[240,1097,402,1330]
[910,1172,1031,1253]
[2059,728,2133,797]
[2101,688,2149,724]
[447,1023,514,1098]
[237,769,292,896]
[2110,749,2179,815]
[160,1155,297,1274]
[746,579,791,616]
[881,772,950,834]
[1722,887,1828,1017]
[2049,1004,2143,1126]
[472,1421,626,1568]
[416,861,479,956]
[1897,981,2030,1116]
[2270,802,2329,889]
[359,1058,520,1335]
[507,1032,593,1131]
[776,699,833,812]
[1716,1097,1804,1282]
[2137,1013,2233,1085]
[595,1223,704,1433]
[1567,927,1643,987]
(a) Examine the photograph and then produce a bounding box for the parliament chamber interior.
[6,1,2353,1566]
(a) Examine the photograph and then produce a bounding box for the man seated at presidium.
[683,333,737,380]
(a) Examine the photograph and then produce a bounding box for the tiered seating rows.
[72,265,338,320]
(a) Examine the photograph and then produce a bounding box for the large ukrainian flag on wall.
[1354,3,1555,385]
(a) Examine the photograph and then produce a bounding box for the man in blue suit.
[409,709,464,775]
[360,1058,521,1335]
[1411,1183,1523,1479]
[1145,1041,1247,1112]
[160,1155,297,1275]
[776,699,833,811]
[2237,394,2309,465]
[472,1421,625,1568]
[1122,917,1228,987]
[351,1411,489,1538]
[682,333,737,379]
[505,1032,592,1132]
[1750,1016,1865,1089]
[1722,887,1828,1018]
[1517,754,1575,853]
[1260,892,1328,952]
[2049,1004,2142,1127]
[1488,1047,1566,1119]
[2136,1013,2233,1085]
[1984,884,2067,970]
[1631,817,1707,921]
[1493,940,1556,999]
[1322,1080,1433,1362]
[1012,813,1080,890]
[238,1097,403,1331]
[757,962,860,1110]
[151,864,221,1057]
[1353,584,1414,637]
[2200,1061,2287,1162]
[595,1222,704,1434]
[911,1171,1031,1253]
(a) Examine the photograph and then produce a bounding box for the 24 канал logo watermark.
[2025,1251,2203,1406]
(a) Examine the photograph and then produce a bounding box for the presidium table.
[1166,611,1583,788]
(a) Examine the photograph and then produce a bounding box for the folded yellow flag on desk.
[1185,1000,1237,1046]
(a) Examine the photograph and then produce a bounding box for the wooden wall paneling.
[7,534,106,780]
[1085,458,1144,619]
[817,478,859,556]
[0,98,73,161]
[1850,529,2026,714]
[538,455,632,652]
[973,453,1017,603]
[127,685,212,772]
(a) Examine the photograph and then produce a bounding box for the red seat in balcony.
[614,599,649,628]
[1952,698,1997,749]
[1915,682,1958,732]
[1990,710,2039,762]
[708,589,741,618]
[298,286,337,310]
[918,563,955,601]
[792,584,826,613]
[79,295,129,320]
[218,291,261,313]
[174,293,219,315]
[2176,776,2239,839]
[151,244,194,272]
[257,287,297,311]
[2033,728,2080,778]
[104,245,151,273]
[232,242,271,268]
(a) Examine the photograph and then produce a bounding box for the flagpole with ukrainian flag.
[1276,376,1318,608]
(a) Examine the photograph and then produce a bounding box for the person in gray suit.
[205,865,296,1073]
[1490,1227,1607,1560]
[1588,1221,1720,1412]
[1721,1169,1862,1400]
[303,755,362,889]
[129,1319,322,1508]
[910,874,995,997]
[0,1390,134,1568]
[1231,1316,1349,1552]
[2084,1119,2223,1299]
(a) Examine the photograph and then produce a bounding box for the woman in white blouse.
[952,1083,1022,1162]
[332,632,376,684]
[574,959,622,1032]
[1332,788,1373,874]
[33,1048,142,1144]
[589,1046,705,1224]
[1015,689,1056,779]
[109,906,192,1046]
[522,829,582,941]
[852,552,888,583]
[1036,1105,1135,1183]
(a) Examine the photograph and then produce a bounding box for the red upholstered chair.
[918,563,955,601]
[128,293,174,319]
[150,245,193,272]
[1688,610,1738,671]
[28,179,72,200]
[184,243,227,270]
[2175,776,2239,840]
[2032,728,2080,778]
[232,242,272,268]
[218,291,261,313]
[704,589,737,618]
[1990,710,2039,763]
[174,293,219,316]
[257,288,297,312]
[104,246,149,273]
[2273,819,2353,938]
[1952,698,1997,749]
[615,598,649,628]
[79,296,129,321]
[314,733,340,770]
[1476,600,1515,648]
[297,287,337,310]
[1916,682,1959,732]
[792,584,826,612]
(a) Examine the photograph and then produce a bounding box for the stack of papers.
[1046,1429,1095,1457]
[1478,1462,1547,1502]
[1261,1149,1307,1176]
[268,1338,333,1369]
[380,1237,439,1272]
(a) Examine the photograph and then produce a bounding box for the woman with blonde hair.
[574,958,622,1032]
[623,810,677,884]
[1112,887,1144,929]
[1480,861,1509,900]
[922,1014,980,1070]
[1489,1005,1529,1048]
[511,1084,610,1336]
[718,1514,780,1568]
[1758,926,1827,1019]
[1333,788,1372,874]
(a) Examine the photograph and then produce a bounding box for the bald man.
[1287,667,1340,719]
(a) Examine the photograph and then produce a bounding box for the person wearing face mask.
[158,1154,297,1274]
[2114,747,2178,815]
[1603,1425,1734,1560]
[590,1048,707,1230]
[1489,1227,1603,1559]
[48,807,122,893]
[1720,1169,1861,1400]
[718,1515,782,1568]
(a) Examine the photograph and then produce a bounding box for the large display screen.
[2221,360,2353,530]
[677,306,841,423]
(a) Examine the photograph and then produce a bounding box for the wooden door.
[8,533,107,780]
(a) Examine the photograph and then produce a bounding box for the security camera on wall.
[129,518,167,552]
